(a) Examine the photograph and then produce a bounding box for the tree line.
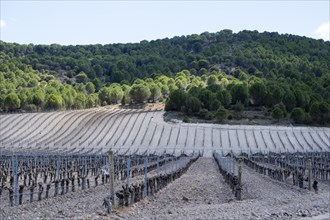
[0,29,329,125]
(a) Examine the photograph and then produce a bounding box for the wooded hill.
[0,30,329,124]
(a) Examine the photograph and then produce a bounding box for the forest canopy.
[0,29,329,124]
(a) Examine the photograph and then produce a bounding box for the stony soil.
[117,158,330,220]
[1,158,329,220]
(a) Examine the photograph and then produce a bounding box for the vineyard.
[0,106,329,219]
[0,106,329,156]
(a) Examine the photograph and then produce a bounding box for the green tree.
[294,89,310,109]
[108,85,124,104]
[121,95,126,106]
[46,94,62,110]
[0,94,5,110]
[312,101,330,124]
[75,71,89,83]
[73,93,86,109]
[98,87,111,105]
[74,83,86,93]
[238,71,248,81]
[198,89,216,110]
[249,81,266,106]
[165,89,188,111]
[230,83,249,105]
[4,93,21,111]
[30,91,45,107]
[271,106,284,121]
[129,84,151,103]
[160,85,169,97]
[207,75,219,86]
[185,96,201,114]
[121,84,131,104]
[168,84,178,92]
[291,107,305,123]
[309,102,320,122]
[272,85,284,105]
[149,83,161,102]
[188,86,201,98]
[93,64,104,77]
[18,93,28,108]
[62,88,76,109]
[198,59,209,69]
[199,68,208,75]
[27,78,38,87]
[223,90,232,107]
[282,90,296,111]
[175,77,188,90]
[274,102,287,117]
[93,77,102,91]
[210,99,220,111]
[319,102,330,123]
[207,84,222,93]
[86,82,96,94]
[86,94,99,108]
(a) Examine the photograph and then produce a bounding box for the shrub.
[198,108,209,119]
[205,112,214,120]
[183,115,190,123]
[215,107,228,122]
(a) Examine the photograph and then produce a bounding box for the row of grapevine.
[0,107,329,156]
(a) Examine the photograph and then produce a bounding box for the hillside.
[0,30,329,125]
[1,30,329,83]
[0,107,329,156]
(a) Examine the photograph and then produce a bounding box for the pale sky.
[0,1,329,45]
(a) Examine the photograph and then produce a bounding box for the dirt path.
[118,157,235,220]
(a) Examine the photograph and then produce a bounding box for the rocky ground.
[117,158,330,220]
[1,158,329,220]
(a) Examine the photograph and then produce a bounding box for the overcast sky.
[0,1,329,45]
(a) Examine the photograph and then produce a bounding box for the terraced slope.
[0,106,329,156]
